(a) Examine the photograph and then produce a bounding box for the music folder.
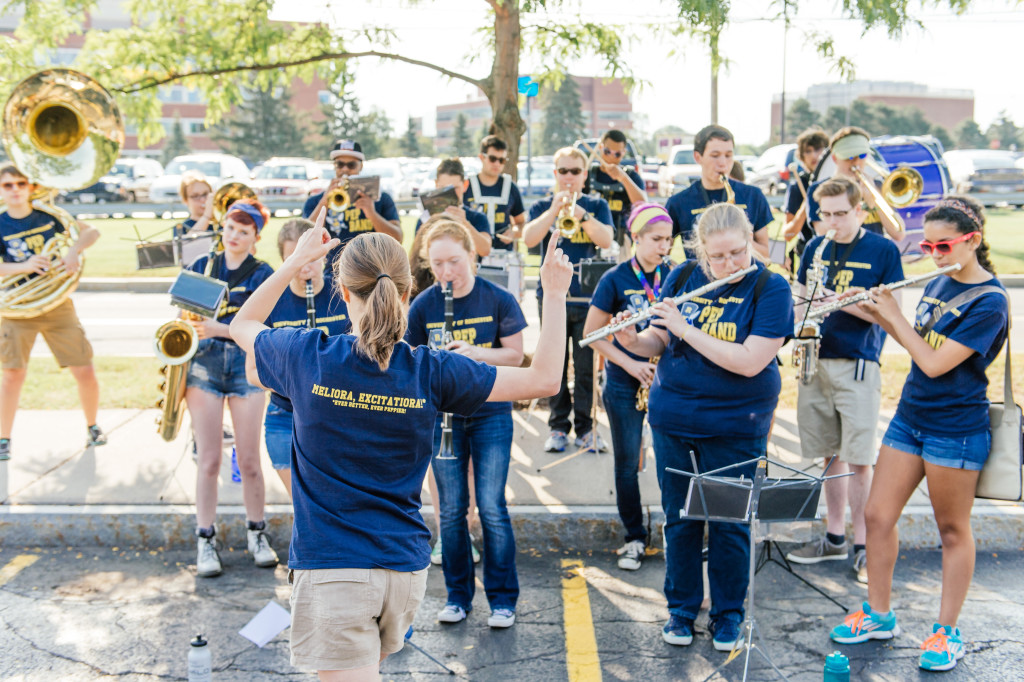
[348,176,380,201]
[168,270,228,318]
[420,185,460,216]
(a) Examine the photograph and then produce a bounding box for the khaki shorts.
[797,357,881,466]
[289,566,428,672]
[0,299,93,370]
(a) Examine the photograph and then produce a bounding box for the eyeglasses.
[187,191,210,200]
[556,167,583,176]
[819,210,850,219]
[334,160,360,170]
[486,154,508,164]
[602,148,624,159]
[707,247,749,264]
[919,231,979,255]
[1,180,28,190]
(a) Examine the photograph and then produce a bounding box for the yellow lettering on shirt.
[609,199,623,212]
[271,314,347,329]
[924,330,946,350]
[452,328,478,344]
[832,269,854,294]
[495,212,506,225]
[702,321,737,341]
[5,222,56,241]
[569,229,594,245]
[24,234,46,252]
[310,383,427,413]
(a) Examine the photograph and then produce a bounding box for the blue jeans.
[653,430,765,624]
[602,378,648,544]
[432,411,519,611]
[263,402,293,471]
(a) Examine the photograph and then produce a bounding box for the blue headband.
[225,202,266,232]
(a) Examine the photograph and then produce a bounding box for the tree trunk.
[482,0,526,181]
[709,31,719,125]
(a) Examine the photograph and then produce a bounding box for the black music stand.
[667,453,848,682]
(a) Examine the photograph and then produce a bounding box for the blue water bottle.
[823,651,850,682]
[230,446,241,483]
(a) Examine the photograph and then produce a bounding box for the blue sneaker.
[710,617,742,652]
[919,624,964,671]
[545,431,568,453]
[830,602,900,644]
[662,614,694,646]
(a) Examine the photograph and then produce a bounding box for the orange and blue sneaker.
[830,602,900,644]
[919,624,964,671]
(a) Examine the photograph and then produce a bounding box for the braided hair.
[923,196,994,275]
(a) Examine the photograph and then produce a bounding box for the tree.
[954,119,987,149]
[451,113,475,157]
[929,125,954,152]
[784,99,821,142]
[161,116,190,165]
[986,112,1023,151]
[321,85,392,159]
[401,116,420,156]
[823,106,849,135]
[539,76,586,154]
[211,84,314,162]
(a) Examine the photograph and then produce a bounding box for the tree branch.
[113,50,484,93]
[484,0,501,12]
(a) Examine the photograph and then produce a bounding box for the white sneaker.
[247,529,279,568]
[196,535,222,578]
[616,540,645,571]
[487,608,516,628]
[437,604,467,623]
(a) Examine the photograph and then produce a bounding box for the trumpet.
[556,192,580,239]
[720,174,736,204]
[325,179,351,211]
[579,264,758,348]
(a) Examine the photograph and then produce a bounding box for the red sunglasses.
[919,231,979,255]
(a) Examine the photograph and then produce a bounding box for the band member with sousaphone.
[585,129,647,257]
[612,202,793,652]
[185,199,278,578]
[582,202,672,571]
[523,147,614,454]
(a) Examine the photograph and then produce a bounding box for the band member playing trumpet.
[831,196,1007,673]
[302,139,402,257]
[465,135,527,249]
[613,203,793,652]
[783,129,829,270]
[785,177,903,583]
[583,203,672,571]
[0,163,106,461]
[523,147,614,454]
[406,218,527,628]
[807,127,905,242]
[415,158,492,258]
[665,125,773,259]
[186,199,278,578]
[587,129,647,254]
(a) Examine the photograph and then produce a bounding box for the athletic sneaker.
[853,548,868,584]
[247,529,279,568]
[575,430,608,453]
[786,537,848,564]
[196,534,223,578]
[710,618,742,652]
[222,428,234,446]
[0,439,10,461]
[86,425,108,447]
[616,540,645,571]
[544,431,568,453]
[830,602,900,644]
[662,614,694,646]
[430,538,443,565]
[437,604,467,624]
[919,624,965,671]
[487,608,516,628]
[472,543,481,564]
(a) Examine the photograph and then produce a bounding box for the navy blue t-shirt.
[264,273,350,410]
[589,166,645,230]
[807,179,885,236]
[590,259,673,389]
[188,254,274,326]
[648,261,794,439]
[896,276,1008,437]
[529,194,614,306]
[665,179,773,247]
[0,209,63,263]
[254,328,497,571]
[406,277,526,417]
[797,230,903,362]
[172,217,216,239]
[464,175,525,251]
[414,207,491,238]
[302,190,400,259]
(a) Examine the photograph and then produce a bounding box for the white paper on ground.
[238,600,291,648]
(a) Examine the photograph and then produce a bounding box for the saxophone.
[792,230,835,385]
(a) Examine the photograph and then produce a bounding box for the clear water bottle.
[823,651,850,682]
[230,447,241,483]
[188,634,212,682]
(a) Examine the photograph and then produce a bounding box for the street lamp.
[518,76,539,193]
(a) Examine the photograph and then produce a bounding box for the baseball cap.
[330,139,365,161]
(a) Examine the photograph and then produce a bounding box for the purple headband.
[225,201,266,233]
[627,202,672,237]
[936,199,982,231]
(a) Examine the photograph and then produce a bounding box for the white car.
[148,153,251,203]
[361,159,412,200]
[249,157,326,201]
[114,158,164,202]
[657,145,701,197]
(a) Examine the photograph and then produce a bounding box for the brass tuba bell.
[211,181,257,225]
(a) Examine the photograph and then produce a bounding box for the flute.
[305,280,316,328]
[579,263,758,348]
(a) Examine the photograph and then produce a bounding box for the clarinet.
[435,281,456,460]
[305,280,317,328]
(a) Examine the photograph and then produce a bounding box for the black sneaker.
[0,438,10,461]
[86,425,108,447]
[222,428,234,446]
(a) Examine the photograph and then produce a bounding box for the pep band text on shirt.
[310,384,427,413]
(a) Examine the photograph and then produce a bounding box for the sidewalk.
[2,406,1022,551]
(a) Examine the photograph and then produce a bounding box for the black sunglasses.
[486,154,508,164]
[334,160,360,170]
[556,168,583,176]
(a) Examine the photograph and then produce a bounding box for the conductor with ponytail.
[231,209,575,680]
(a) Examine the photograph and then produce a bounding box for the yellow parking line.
[561,558,602,682]
[0,554,38,586]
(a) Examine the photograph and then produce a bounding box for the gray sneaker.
[0,439,10,461]
[247,529,279,568]
[786,537,848,564]
[575,430,608,453]
[196,534,223,578]
[616,540,645,571]
[853,548,868,584]
[544,431,568,452]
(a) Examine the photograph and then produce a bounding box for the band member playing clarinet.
[523,147,614,454]
[583,203,672,571]
[587,129,647,255]
[831,196,1007,673]
[407,218,528,628]
[229,210,573,680]
[613,203,793,652]
[785,177,903,583]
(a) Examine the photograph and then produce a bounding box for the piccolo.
[802,263,961,324]
[579,263,758,348]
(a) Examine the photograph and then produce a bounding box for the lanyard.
[827,229,863,290]
[630,257,662,303]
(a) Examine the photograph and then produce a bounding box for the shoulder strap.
[751,267,772,305]
[499,173,512,203]
[670,260,701,299]
[919,285,1005,337]
[224,255,263,290]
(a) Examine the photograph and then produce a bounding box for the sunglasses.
[486,154,508,164]
[1,180,28,190]
[334,160,360,170]
[602,149,624,158]
[556,167,583,176]
[919,231,979,255]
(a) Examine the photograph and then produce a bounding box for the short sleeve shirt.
[529,194,614,305]
[665,180,773,249]
[464,175,526,252]
[0,209,64,263]
[188,254,274,326]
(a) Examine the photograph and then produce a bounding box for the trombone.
[850,156,922,234]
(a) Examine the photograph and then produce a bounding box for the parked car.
[572,138,641,175]
[747,144,797,195]
[943,149,1024,195]
[147,153,251,203]
[517,160,556,198]
[657,145,700,197]
[117,158,165,202]
[361,159,414,200]
[248,157,326,201]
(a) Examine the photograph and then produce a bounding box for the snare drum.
[479,250,525,301]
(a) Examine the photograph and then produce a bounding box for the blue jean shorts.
[186,338,263,399]
[263,401,293,471]
[882,412,991,471]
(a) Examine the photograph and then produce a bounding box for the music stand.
[668,452,849,682]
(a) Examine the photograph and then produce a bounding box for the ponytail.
[335,233,412,371]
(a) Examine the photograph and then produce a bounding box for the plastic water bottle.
[230,447,241,483]
[823,651,850,682]
[188,634,212,682]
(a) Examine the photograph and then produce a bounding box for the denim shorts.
[186,338,263,399]
[264,401,293,471]
[882,412,991,471]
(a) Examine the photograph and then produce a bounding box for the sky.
[268,0,1024,146]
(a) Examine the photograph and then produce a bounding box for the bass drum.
[812,135,950,258]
